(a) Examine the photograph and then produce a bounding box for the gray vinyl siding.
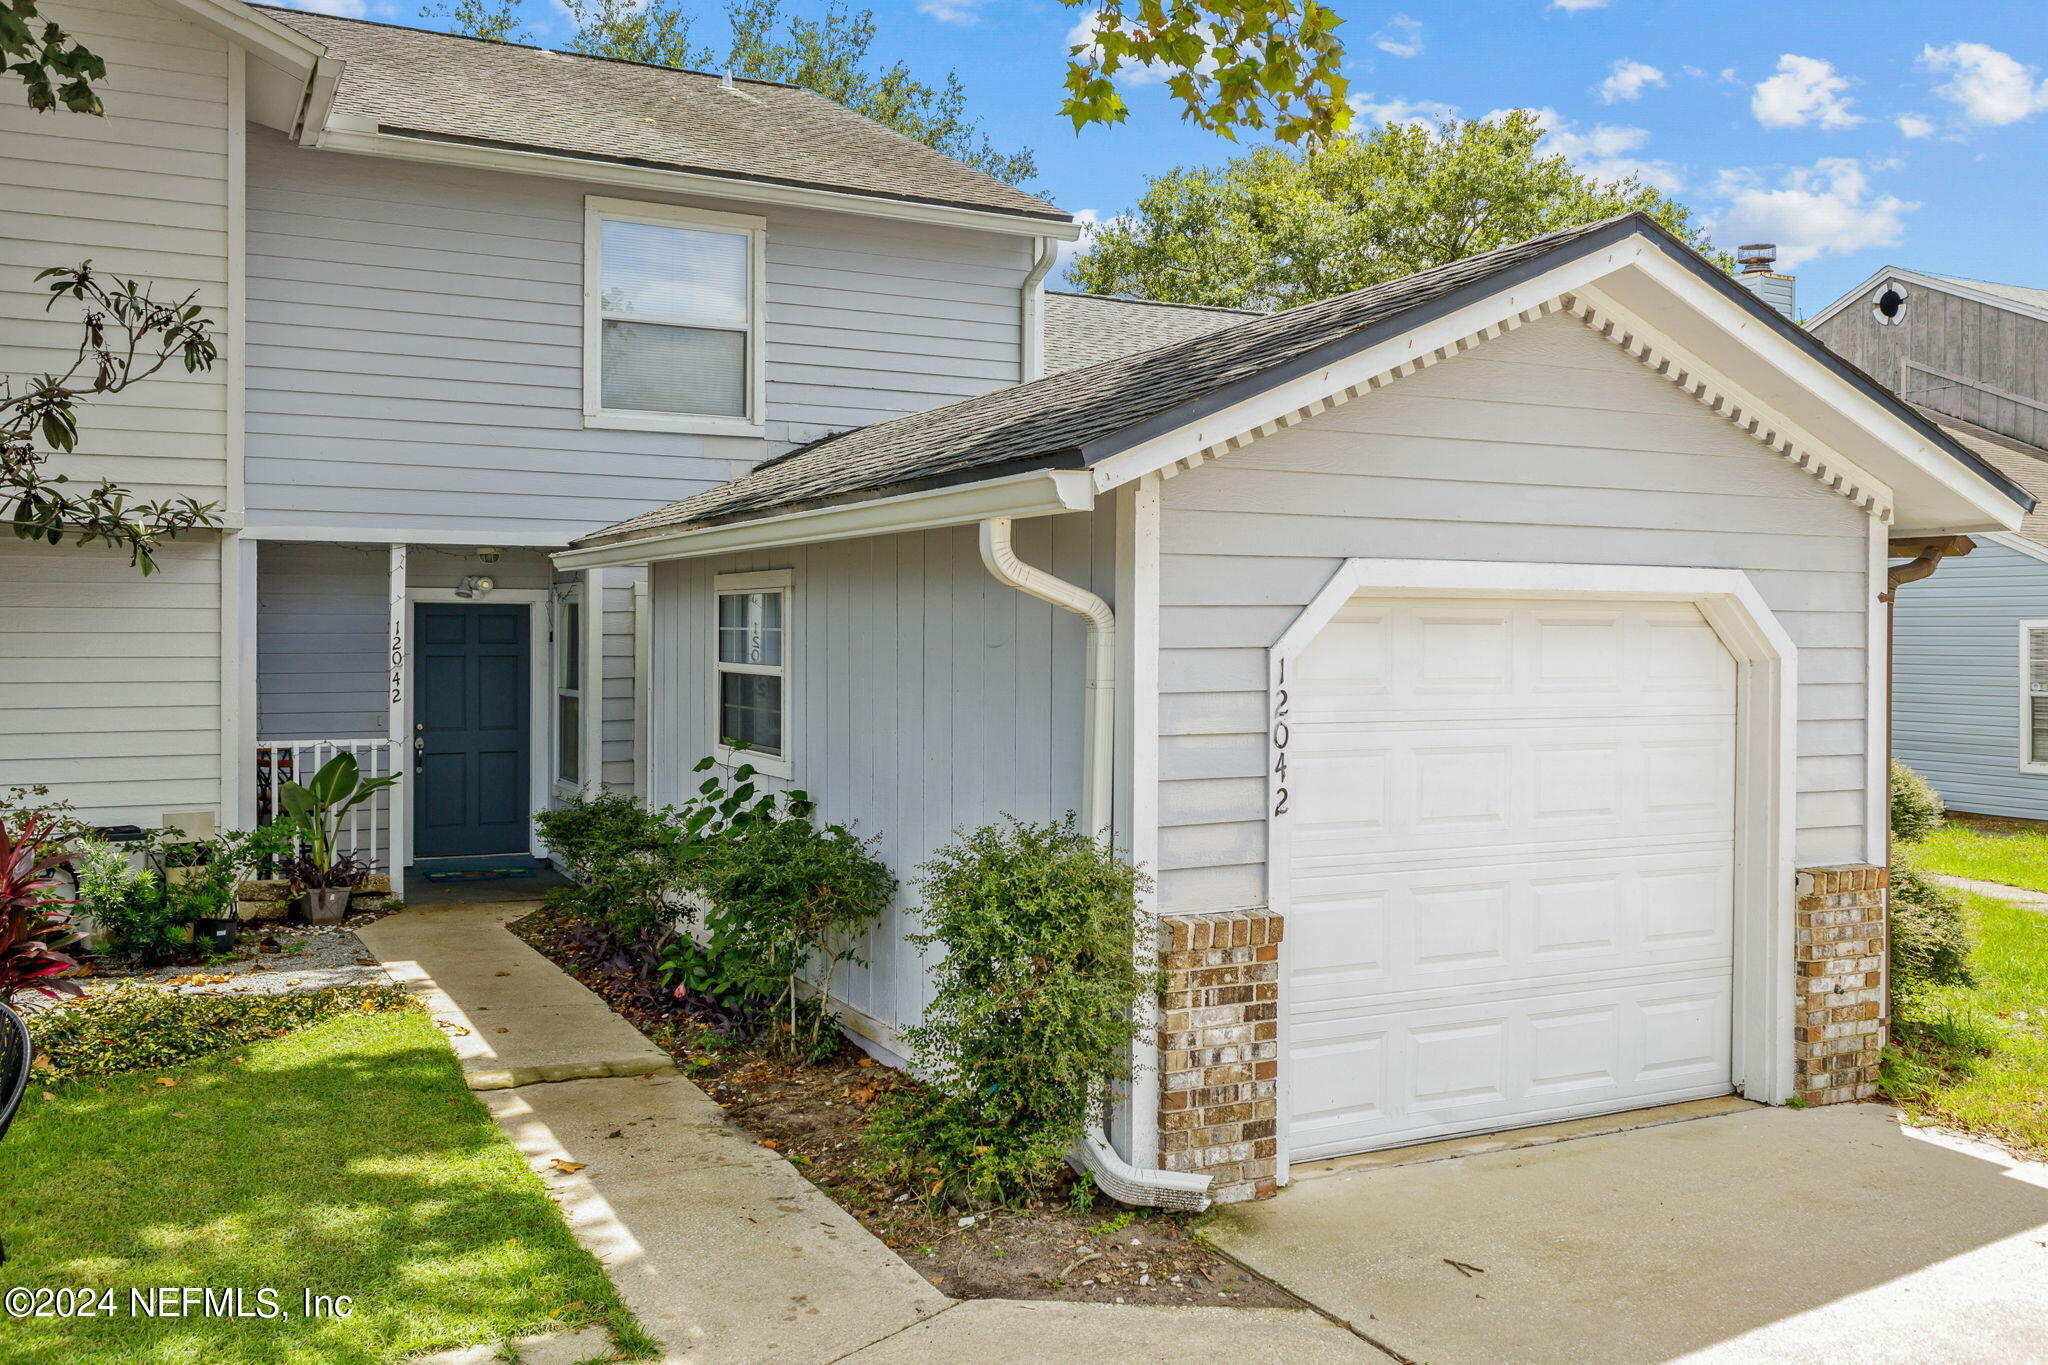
[243,128,1032,538]
[645,514,1109,1044]
[1893,538,2048,819]
[600,569,643,790]
[1813,284,2048,450]
[1152,313,1876,913]
[0,535,222,827]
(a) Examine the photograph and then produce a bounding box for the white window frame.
[554,584,586,795]
[711,569,794,780]
[583,195,768,438]
[2019,619,2048,774]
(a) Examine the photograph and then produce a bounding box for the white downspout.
[977,516,1212,1211]
[1019,237,1057,383]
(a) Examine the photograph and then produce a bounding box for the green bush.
[687,810,894,1060]
[1891,760,1946,844]
[535,790,707,941]
[1890,852,1975,1002]
[26,983,417,1083]
[71,837,177,963]
[867,817,1155,1206]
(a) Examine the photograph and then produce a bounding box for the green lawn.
[0,1008,653,1364]
[1917,821,2048,892]
[1885,891,2048,1158]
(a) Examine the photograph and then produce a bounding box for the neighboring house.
[1043,291,1263,374]
[0,0,1076,888]
[562,215,2031,1203]
[1812,270,2048,820]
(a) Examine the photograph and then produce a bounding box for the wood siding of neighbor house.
[242,128,1035,538]
[0,0,235,826]
[1892,538,2048,819]
[1813,284,2048,451]
[1153,314,1877,914]
[646,514,1109,1045]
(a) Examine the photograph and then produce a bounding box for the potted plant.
[284,849,374,924]
[160,825,293,955]
[277,754,398,925]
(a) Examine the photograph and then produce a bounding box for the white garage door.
[1285,595,1737,1161]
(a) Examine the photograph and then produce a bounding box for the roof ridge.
[250,4,808,92]
[1929,270,2048,295]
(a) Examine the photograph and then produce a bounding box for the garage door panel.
[1286,595,1737,1160]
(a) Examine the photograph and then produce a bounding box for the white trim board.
[1258,558,1801,1181]
[2019,619,2048,776]
[244,526,574,548]
[401,587,553,864]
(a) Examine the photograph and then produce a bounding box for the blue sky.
[297,0,2048,312]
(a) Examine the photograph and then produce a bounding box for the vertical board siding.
[0,536,222,825]
[647,514,1104,1040]
[1893,539,2048,819]
[1814,285,2048,450]
[601,568,643,790]
[1153,314,1874,913]
[0,0,229,503]
[243,129,1031,537]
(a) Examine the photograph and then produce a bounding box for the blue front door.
[414,603,531,860]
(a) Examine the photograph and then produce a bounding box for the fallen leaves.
[759,1139,782,1151]
[550,1159,587,1174]
[154,1077,179,1087]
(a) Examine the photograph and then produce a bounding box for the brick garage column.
[1156,909,1283,1203]
[1794,865,1887,1105]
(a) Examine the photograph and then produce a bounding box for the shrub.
[1890,852,1975,1002]
[72,836,177,963]
[26,983,417,1083]
[1,809,80,1005]
[867,817,1155,1206]
[536,790,706,942]
[687,810,894,1061]
[1891,761,1946,844]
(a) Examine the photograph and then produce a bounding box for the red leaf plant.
[0,812,81,1004]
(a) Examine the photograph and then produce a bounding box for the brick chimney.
[1735,243,1796,321]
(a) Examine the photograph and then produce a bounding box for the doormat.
[420,867,538,883]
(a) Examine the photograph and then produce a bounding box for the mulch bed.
[508,905,1296,1309]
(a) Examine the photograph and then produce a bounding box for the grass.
[1884,890,2048,1158]
[1916,821,2048,893]
[0,1008,656,1364]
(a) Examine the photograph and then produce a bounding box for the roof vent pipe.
[1734,242,1797,321]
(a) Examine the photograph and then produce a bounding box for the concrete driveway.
[1208,1103,2048,1365]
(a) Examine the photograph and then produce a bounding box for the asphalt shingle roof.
[576,212,2032,550]
[1925,411,2048,549]
[258,8,1065,223]
[1044,292,1265,374]
[1931,273,2048,314]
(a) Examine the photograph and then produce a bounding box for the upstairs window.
[714,570,792,779]
[584,198,765,435]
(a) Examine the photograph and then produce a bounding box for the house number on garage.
[1272,658,1290,818]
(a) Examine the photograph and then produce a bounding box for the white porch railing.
[255,738,400,872]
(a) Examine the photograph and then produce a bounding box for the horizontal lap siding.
[0,0,230,506]
[1153,314,1874,913]
[0,537,221,825]
[648,514,1105,1042]
[1892,540,2048,819]
[244,131,1030,537]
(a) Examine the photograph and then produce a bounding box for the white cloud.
[1710,158,1916,268]
[918,0,984,22]
[292,0,365,14]
[1500,106,1683,192]
[1895,113,1936,138]
[1550,0,1612,11]
[1351,93,1459,128]
[1373,14,1424,59]
[1599,58,1665,103]
[1751,54,1864,130]
[1921,42,2048,126]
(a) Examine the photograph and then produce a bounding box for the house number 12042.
[1272,657,1290,817]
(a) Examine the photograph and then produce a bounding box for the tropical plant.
[276,753,398,884]
[70,835,174,963]
[1069,110,1723,311]
[0,810,80,1003]
[280,849,375,892]
[867,817,1155,1205]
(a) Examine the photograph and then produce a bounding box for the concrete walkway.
[1933,873,2048,912]
[1211,1103,2048,1365]
[365,903,1376,1364]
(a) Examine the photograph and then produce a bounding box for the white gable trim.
[1565,286,1893,523]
